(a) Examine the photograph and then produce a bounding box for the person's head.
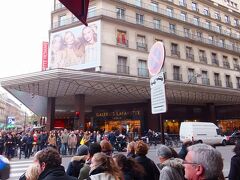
[156,144,173,163]
[90,152,122,179]
[233,141,240,156]
[135,141,148,156]
[82,26,97,44]
[100,140,113,155]
[127,141,135,154]
[25,164,39,180]
[35,147,62,174]
[52,34,64,51]
[88,143,102,158]
[0,155,10,180]
[64,31,75,46]
[184,144,223,180]
[76,144,89,156]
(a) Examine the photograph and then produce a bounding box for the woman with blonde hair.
[126,141,135,158]
[88,152,122,180]
[25,164,39,180]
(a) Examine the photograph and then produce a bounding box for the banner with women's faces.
[49,20,101,70]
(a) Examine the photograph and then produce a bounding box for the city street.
[9,144,235,179]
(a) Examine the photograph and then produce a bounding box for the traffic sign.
[148,41,165,76]
[150,72,167,114]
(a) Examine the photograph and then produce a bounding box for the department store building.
[1,0,240,134]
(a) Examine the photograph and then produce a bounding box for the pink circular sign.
[148,42,165,76]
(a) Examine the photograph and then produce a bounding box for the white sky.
[0,1,52,79]
[0,1,53,112]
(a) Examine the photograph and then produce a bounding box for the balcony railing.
[171,50,180,57]
[186,53,194,61]
[138,68,149,77]
[214,80,222,86]
[234,64,240,70]
[226,81,233,88]
[202,78,210,85]
[136,42,148,51]
[223,61,230,69]
[212,59,219,66]
[51,8,240,54]
[116,38,128,47]
[188,76,197,83]
[173,73,182,81]
[199,56,207,63]
[117,65,129,74]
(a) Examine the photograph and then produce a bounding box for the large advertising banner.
[49,20,101,70]
[42,41,48,71]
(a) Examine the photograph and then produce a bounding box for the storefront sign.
[150,72,167,114]
[95,110,141,120]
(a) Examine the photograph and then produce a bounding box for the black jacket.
[228,154,240,180]
[38,166,77,180]
[135,155,160,180]
[66,159,85,178]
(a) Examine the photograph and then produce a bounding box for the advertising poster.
[42,41,49,71]
[49,20,101,70]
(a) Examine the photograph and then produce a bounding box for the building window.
[169,24,176,33]
[173,66,182,81]
[180,12,187,21]
[236,77,240,89]
[214,73,221,86]
[196,32,202,40]
[171,43,180,57]
[186,46,194,61]
[166,7,173,17]
[136,13,144,25]
[58,14,67,26]
[135,0,142,7]
[203,8,210,16]
[136,35,147,51]
[117,56,129,74]
[226,28,231,36]
[219,39,225,48]
[116,30,128,47]
[233,19,239,26]
[233,58,240,70]
[215,12,221,20]
[216,24,222,33]
[192,2,198,11]
[155,38,163,42]
[225,15,230,24]
[153,19,161,29]
[179,0,187,7]
[205,21,211,29]
[138,60,148,77]
[88,5,96,18]
[225,75,232,88]
[208,35,214,44]
[193,16,200,26]
[199,50,207,63]
[116,8,125,20]
[223,56,230,69]
[212,53,219,66]
[150,1,158,12]
[184,28,190,38]
[188,68,197,83]
[201,71,209,85]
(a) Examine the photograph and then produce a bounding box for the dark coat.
[66,159,85,178]
[228,154,240,180]
[38,166,77,180]
[135,155,160,180]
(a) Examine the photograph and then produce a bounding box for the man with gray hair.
[183,143,224,180]
[156,144,185,180]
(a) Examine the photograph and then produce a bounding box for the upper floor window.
[188,68,196,83]
[208,35,214,43]
[236,77,240,88]
[136,13,144,25]
[215,12,221,20]
[138,60,148,77]
[173,66,182,81]
[225,75,232,88]
[212,53,219,66]
[169,24,176,33]
[216,25,222,33]
[117,30,127,46]
[192,2,198,11]
[225,15,230,24]
[223,56,230,69]
[203,8,210,16]
[180,12,187,21]
[167,8,173,17]
[153,19,161,29]
[117,56,129,74]
[116,8,125,20]
[184,28,190,38]
[135,0,142,7]
[201,71,209,85]
[58,14,67,26]
[186,46,194,60]
[136,35,147,50]
[219,39,225,47]
[171,43,180,57]
[233,19,239,26]
[205,21,211,29]
[193,16,200,26]
[214,73,221,86]
[179,0,187,7]
[88,5,96,18]
[233,58,239,70]
[150,1,158,12]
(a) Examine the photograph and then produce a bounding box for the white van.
[179,122,227,146]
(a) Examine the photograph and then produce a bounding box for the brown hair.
[127,141,135,154]
[93,153,122,179]
[100,140,113,154]
[135,141,149,156]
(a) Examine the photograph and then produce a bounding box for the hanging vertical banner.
[42,42,48,71]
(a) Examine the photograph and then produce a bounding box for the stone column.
[75,94,85,130]
[46,97,55,131]
[207,103,217,125]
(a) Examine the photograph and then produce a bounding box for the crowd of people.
[0,129,239,179]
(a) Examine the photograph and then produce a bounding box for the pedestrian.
[183,143,224,180]
[113,153,145,180]
[88,152,122,180]
[36,147,77,180]
[134,141,160,180]
[126,141,135,158]
[100,139,113,156]
[178,139,193,160]
[25,164,39,180]
[60,129,69,155]
[68,131,77,155]
[0,155,10,180]
[228,141,240,180]
[156,144,185,180]
[48,131,57,148]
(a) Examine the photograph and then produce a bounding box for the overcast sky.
[0,1,52,79]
